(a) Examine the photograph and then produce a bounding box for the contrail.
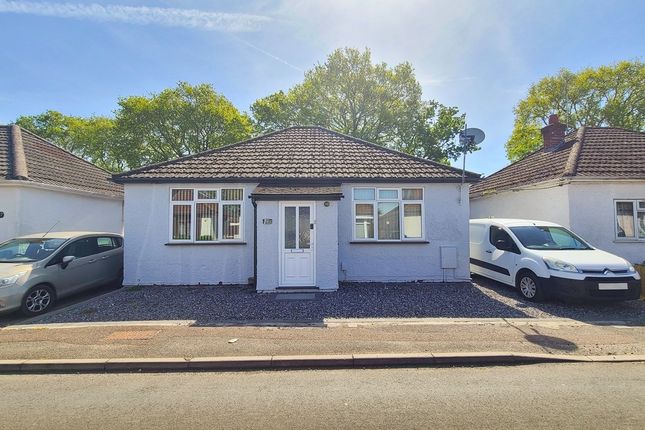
[0,0,270,32]
[231,35,304,72]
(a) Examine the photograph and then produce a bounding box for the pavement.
[1,317,644,372]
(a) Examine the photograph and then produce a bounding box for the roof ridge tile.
[563,126,586,177]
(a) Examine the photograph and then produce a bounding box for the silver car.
[0,232,123,316]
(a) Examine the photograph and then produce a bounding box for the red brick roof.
[471,127,645,197]
[114,126,480,183]
[0,125,123,198]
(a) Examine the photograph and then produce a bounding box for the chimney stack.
[541,114,566,150]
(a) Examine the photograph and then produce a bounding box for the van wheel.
[516,271,544,301]
[21,285,56,316]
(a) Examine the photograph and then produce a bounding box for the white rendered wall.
[256,200,279,291]
[315,199,339,290]
[123,183,255,286]
[470,181,645,264]
[470,185,571,227]
[0,187,19,241]
[338,183,471,282]
[0,184,123,242]
[568,181,645,264]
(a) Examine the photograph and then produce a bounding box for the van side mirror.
[61,255,75,269]
[495,239,511,251]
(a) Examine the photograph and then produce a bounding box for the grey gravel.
[25,276,645,326]
[473,275,645,322]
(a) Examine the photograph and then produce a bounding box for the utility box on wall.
[440,246,458,269]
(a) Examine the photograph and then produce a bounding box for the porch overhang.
[250,183,344,201]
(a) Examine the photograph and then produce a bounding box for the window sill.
[613,239,645,244]
[350,240,430,244]
[165,242,247,246]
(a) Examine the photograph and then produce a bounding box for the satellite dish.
[458,126,485,190]
[460,128,485,146]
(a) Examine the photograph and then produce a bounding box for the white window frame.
[352,187,425,242]
[169,187,244,243]
[614,199,645,241]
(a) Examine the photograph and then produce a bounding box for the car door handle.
[88,259,97,263]
[485,250,493,254]
[101,256,109,260]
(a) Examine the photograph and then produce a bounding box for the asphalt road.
[2,363,644,430]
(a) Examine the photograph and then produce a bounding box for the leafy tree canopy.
[506,60,645,161]
[252,48,469,162]
[16,82,253,172]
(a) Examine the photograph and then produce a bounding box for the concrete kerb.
[5,317,639,331]
[2,353,644,374]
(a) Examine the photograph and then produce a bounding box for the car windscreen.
[509,226,592,250]
[0,238,67,262]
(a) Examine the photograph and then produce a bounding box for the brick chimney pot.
[541,115,566,150]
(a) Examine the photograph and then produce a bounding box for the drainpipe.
[251,197,258,286]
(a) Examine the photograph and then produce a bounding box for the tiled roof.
[253,184,343,196]
[0,127,8,179]
[471,127,645,197]
[114,126,480,183]
[251,183,344,200]
[0,125,123,198]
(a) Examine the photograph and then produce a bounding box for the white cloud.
[0,1,270,32]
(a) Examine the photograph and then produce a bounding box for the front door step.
[275,293,317,301]
[275,287,320,293]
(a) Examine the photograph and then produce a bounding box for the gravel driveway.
[24,276,645,326]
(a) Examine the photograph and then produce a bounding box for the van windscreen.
[509,226,591,250]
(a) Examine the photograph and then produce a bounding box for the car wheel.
[516,271,544,301]
[21,285,56,316]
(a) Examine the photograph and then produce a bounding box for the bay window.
[353,187,424,241]
[615,200,645,240]
[170,188,243,243]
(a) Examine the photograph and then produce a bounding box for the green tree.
[506,60,645,161]
[115,82,253,168]
[15,111,120,171]
[16,82,253,171]
[251,48,468,162]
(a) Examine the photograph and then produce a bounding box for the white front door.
[279,202,315,286]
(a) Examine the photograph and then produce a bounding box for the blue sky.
[0,0,643,175]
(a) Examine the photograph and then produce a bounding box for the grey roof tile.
[0,125,123,198]
[114,126,480,183]
[471,127,645,197]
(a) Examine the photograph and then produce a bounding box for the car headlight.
[0,273,26,288]
[543,257,580,273]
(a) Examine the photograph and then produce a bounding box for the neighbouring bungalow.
[113,126,480,291]
[470,115,645,264]
[0,125,123,241]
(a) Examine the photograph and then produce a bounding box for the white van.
[469,219,641,301]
